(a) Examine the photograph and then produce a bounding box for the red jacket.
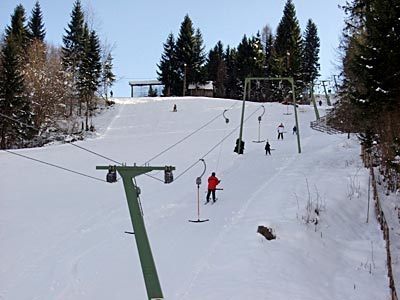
[208,176,220,190]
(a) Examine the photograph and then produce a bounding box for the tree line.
[329,0,400,191]
[157,0,320,101]
[0,0,115,149]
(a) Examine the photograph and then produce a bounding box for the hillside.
[0,97,390,299]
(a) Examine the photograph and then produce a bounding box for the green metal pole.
[289,78,301,154]
[238,78,248,154]
[97,165,174,300]
[321,80,331,106]
[237,77,302,154]
[310,82,320,120]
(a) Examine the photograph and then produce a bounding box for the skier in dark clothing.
[206,172,220,203]
[265,141,271,155]
[292,125,297,135]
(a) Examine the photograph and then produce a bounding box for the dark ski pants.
[265,149,271,155]
[206,189,216,202]
[277,133,283,140]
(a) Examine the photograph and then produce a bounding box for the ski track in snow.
[1,97,390,300]
[177,138,312,299]
[101,102,126,138]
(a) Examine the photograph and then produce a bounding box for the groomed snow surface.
[0,97,391,299]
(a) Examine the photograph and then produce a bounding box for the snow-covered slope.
[0,97,389,299]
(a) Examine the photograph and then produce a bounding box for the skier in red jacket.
[206,172,221,203]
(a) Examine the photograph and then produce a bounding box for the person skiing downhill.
[277,123,285,140]
[206,172,220,203]
[265,141,271,155]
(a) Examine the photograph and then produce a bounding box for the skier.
[277,123,285,140]
[206,172,220,203]
[292,125,297,135]
[173,104,177,112]
[265,141,271,155]
[110,90,113,98]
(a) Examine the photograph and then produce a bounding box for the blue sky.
[1,0,346,96]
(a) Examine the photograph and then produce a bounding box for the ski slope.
[0,97,390,299]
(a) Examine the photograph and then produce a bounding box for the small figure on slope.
[292,125,297,135]
[206,172,220,203]
[173,104,177,112]
[277,123,285,140]
[265,141,271,155]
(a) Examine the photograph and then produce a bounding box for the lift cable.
[0,112,123,165]
[3,149,106,183]
[143,103,237,166]
[173,106,263,181]
[66,142,123,165]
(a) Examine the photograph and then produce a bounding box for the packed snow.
[0,97,391,299]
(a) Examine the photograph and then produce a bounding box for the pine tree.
[264,32,274,77]
[271,0,303,98]
[192,28,206,85]
[0,37,33,148]
[206,41,226,97]
[77,25,101,130]
[5,4,29,56]
[236,34,265,100]
[224,46,241,99]
[175,15,196,95]
[62,0,85,115]
[101,52,115,100]
[157,33,179,96]
[27,1,46,42]
[148,85,158,97]
[331,0,400,191]
[302,19,320,92]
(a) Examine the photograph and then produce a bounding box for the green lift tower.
[97,164,175,300]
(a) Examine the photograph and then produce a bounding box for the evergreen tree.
[101,52,115,100]
[175,15,196,95]
[224,46,241,99]
[77,25,101,130]
[264,32,274,77]
[236,34,265,100]
[302,19,320,92]
[148,85,158,97]
[192,28,206,85]
[157,33,179,96]
[62,0,85,115]
[206,41,226,97]
[0,37,33,148]
[5,4,29,55]
[331,0,400,190]
[27,1,46,42]
[271,0,303,99]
